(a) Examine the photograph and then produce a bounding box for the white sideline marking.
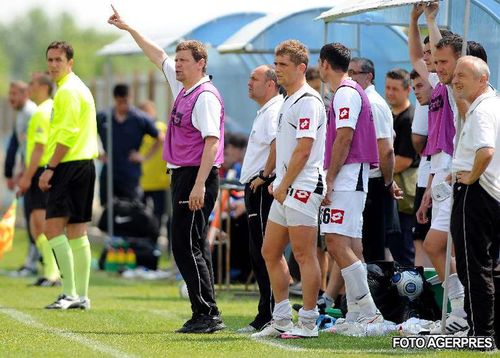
[250,338,403,354]
[0,305,136,358]
[250,337,307,351]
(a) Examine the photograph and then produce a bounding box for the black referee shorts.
[412,186,431,241]
[25,167,47,210]
[46,160,96,224]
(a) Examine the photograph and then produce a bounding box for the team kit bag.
[98,199,160,270]
[339,261,440,324]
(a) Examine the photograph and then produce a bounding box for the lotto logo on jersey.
[339,107,350,120]
[293,190,311,203]
[299,118,310,130]
[331,209,345,224]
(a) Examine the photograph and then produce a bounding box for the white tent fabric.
[317,0,432,22]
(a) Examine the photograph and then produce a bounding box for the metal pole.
[106,58,114,239]
[440,0,470,335]
[461,0,471,56]
[321,20,329,98]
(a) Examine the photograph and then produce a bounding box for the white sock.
[273,299,292,322]
[357,293,378,317]
[341,260,370,302]
[450,298,466,318]
[298,307,319,328]
[446,273,466,317]
[447,273,464,300]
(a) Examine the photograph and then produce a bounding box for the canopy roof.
[317,0,447,25]
[316,0,499,87]
[97,12,265,56]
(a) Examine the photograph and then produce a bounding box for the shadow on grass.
[166,335,245,343]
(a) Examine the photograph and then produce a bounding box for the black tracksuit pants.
[362,177,395,263]
[451,181,500,345]
[171,166,220,317]
[244,181,274,328]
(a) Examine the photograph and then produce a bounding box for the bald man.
[238,65,283,333]
[451,56,499,348]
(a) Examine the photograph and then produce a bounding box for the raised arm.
[108,5,167,70]
[408,4,429,79]
[424,1,442,58]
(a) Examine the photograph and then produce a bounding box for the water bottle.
[366,322,397,336]
[126,248,137,269]
[116,248,126,271]
[105,247,118,272]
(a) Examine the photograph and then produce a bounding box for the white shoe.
[45,294,80,309]
[121,269,138,279]
[10,266,37,278]
[427,314,469,335]
[357,312,384,325]
[251,320,294,338]
[237,325,257,333]
[76,297,91,310]
[280,321,318,339]
[335,311,360,325]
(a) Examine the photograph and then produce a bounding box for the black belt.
[167,166,218,174]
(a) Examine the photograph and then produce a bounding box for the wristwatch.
[44,164,57,171]
[258,170,275,181]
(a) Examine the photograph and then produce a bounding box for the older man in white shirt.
[238,65,283,333]
[451,56,499,347]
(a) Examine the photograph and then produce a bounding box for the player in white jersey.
[252,40,326,339]
[319,43,383,334]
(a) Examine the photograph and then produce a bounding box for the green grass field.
[0,229,492,357]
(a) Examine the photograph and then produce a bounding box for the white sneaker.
[251,320,294,338]
[427,314,469,335]
[45,294,80,309]
[335,311,360,325]
[121,269,138,279]
[76,297,91,310]
[9,266,37,278]
[280,321,318,339]
[357,312,384,325]
[237,325,257,333]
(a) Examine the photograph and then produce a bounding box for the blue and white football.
[391,270,423,301]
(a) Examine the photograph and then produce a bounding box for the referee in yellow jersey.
[39,41,99,310]
[17,72,60,287]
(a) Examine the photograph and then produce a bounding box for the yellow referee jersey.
[25,98,53,167]
[46,72,98,162]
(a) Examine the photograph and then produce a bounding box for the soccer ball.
[179,281,189,299]
[391,270,423,301]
